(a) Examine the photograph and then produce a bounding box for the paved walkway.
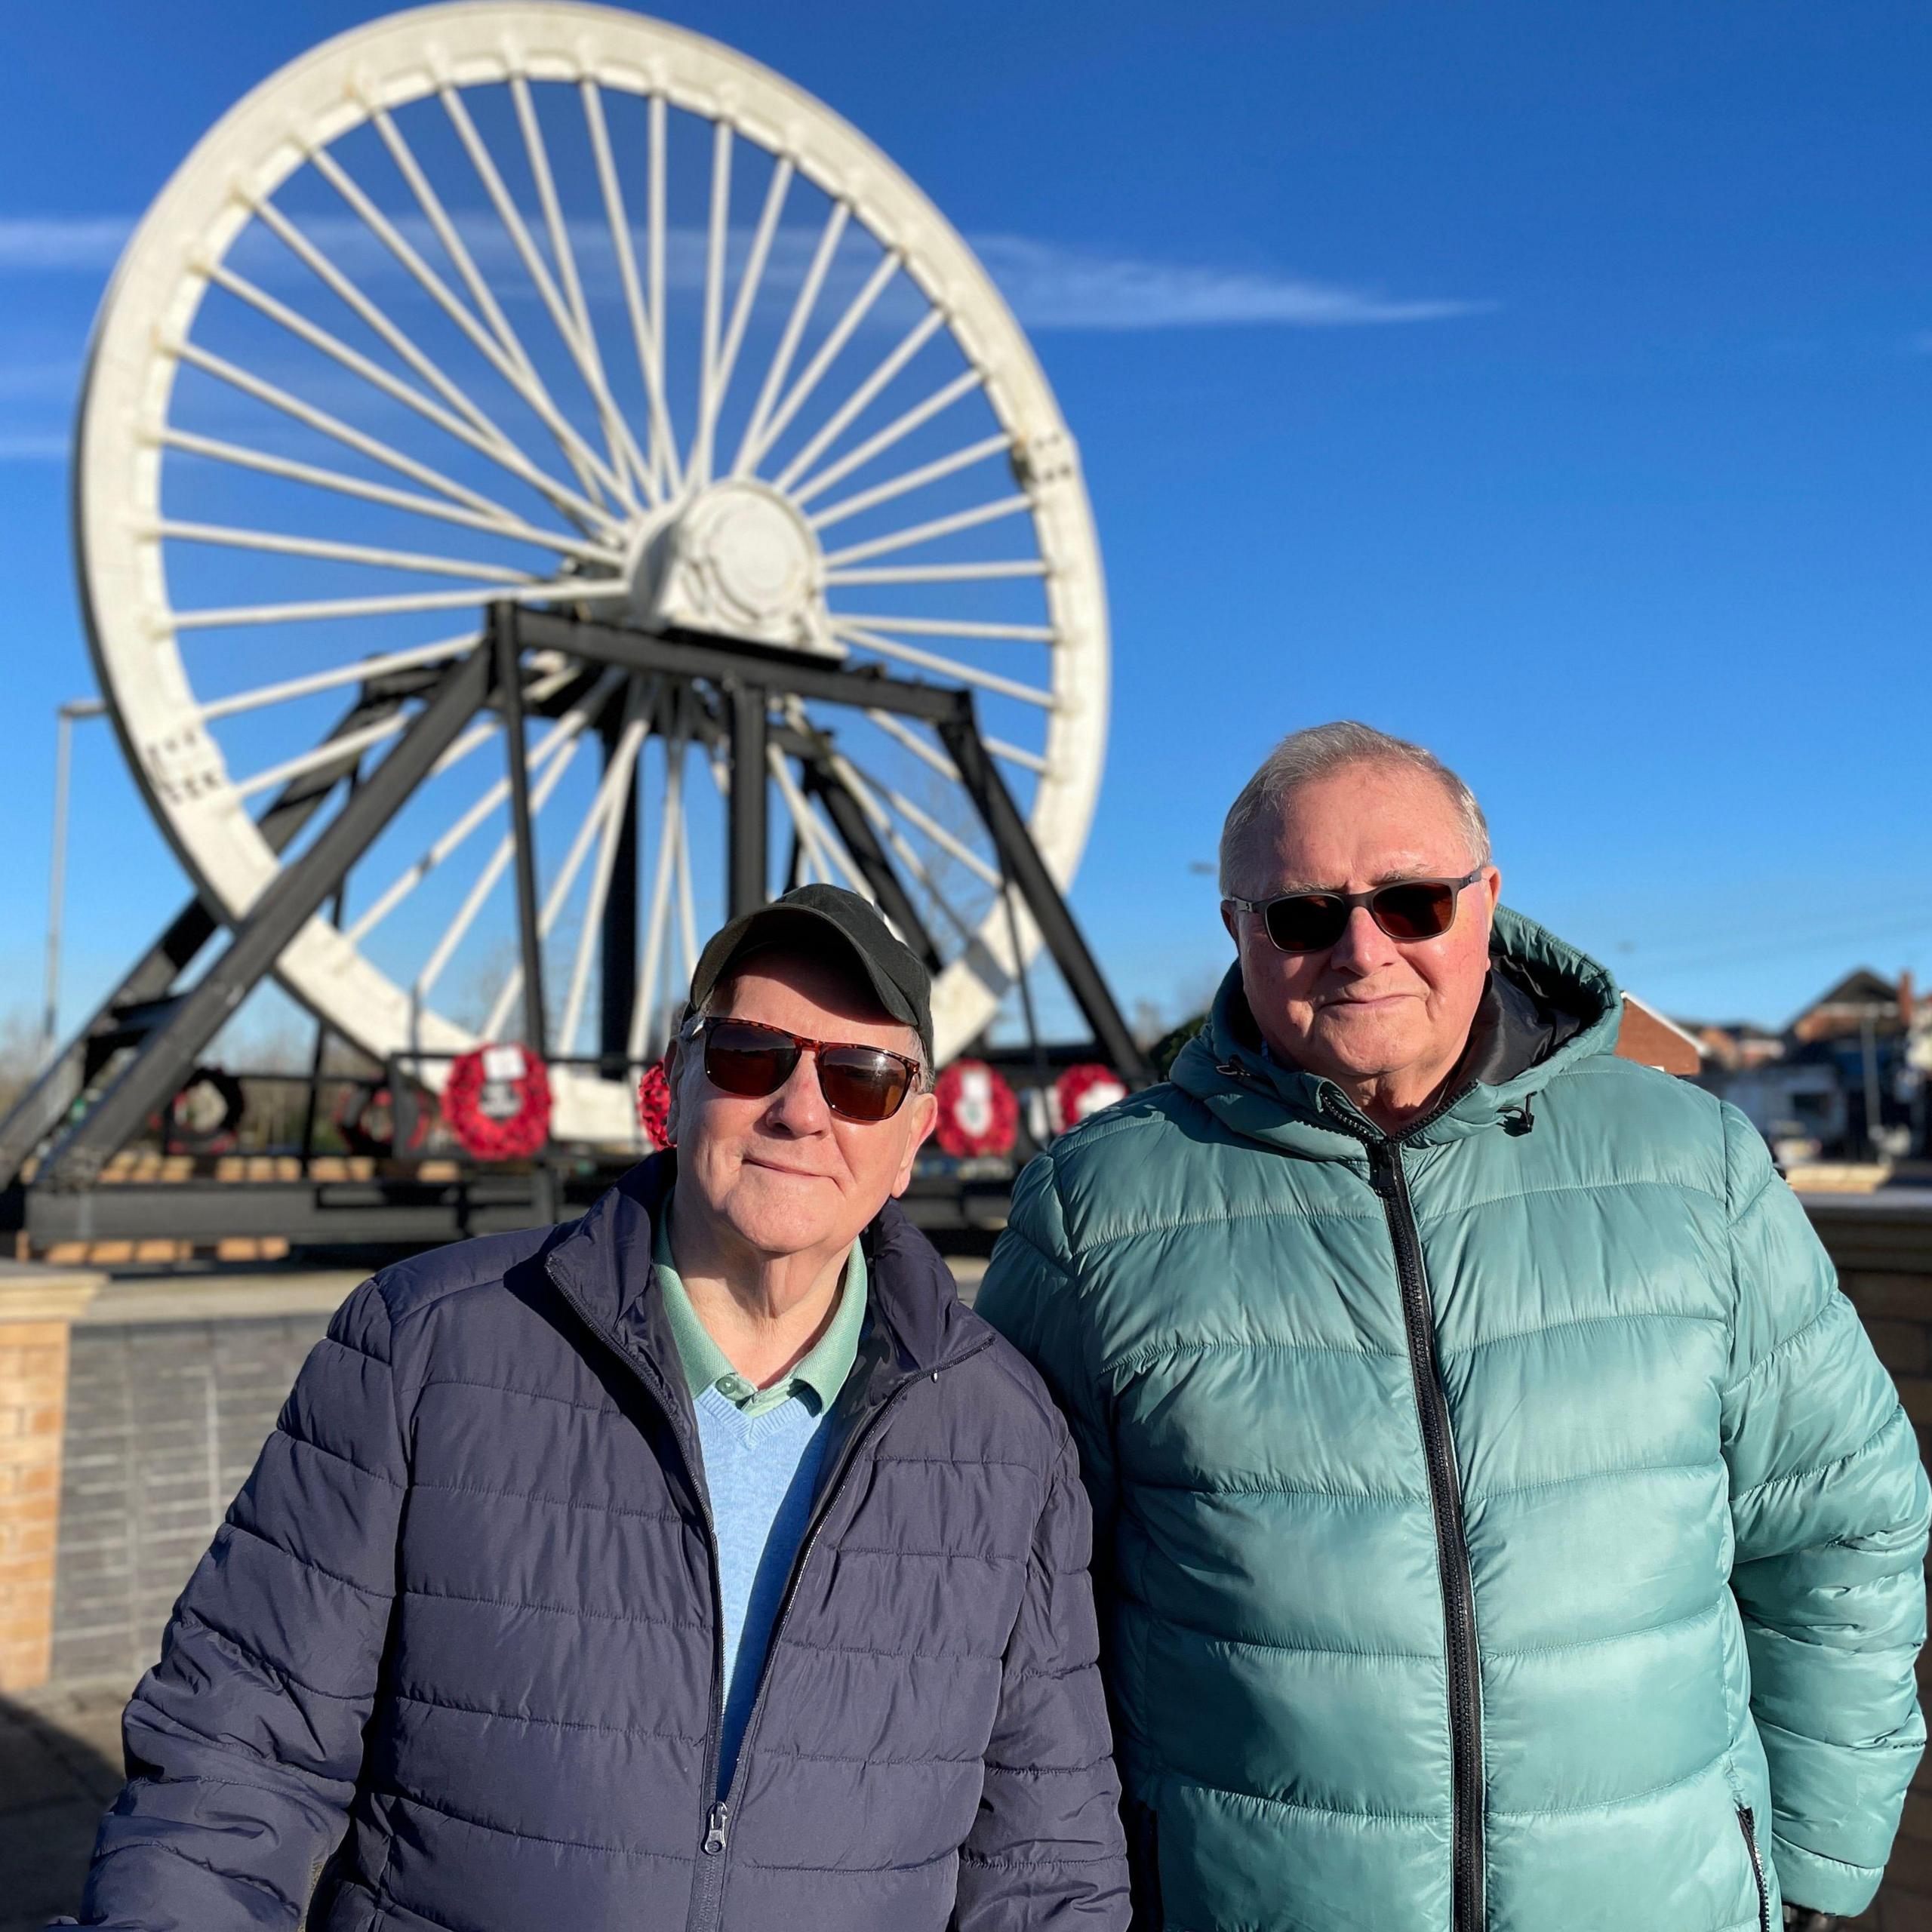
[2,1680,129,1930]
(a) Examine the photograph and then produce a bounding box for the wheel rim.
[78,1,1109,1144]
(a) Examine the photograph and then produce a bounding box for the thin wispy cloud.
[0,217,131,270]
[0,211,1489,331]
[0,211,1487,460]
[973,235,1490,331]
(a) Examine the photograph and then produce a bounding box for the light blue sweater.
[693,1387,831,1789]
[651,1210,866,1791]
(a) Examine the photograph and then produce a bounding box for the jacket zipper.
[549,1249,994,1932]
[688,1361,977,1930]
[541,1260,735,1930]
[1361,1131,1486,1932]
[1737,1805,1770,1932]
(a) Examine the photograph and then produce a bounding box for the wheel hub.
[626,480,833,653]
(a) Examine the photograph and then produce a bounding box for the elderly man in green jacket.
[978,720,1929,1932]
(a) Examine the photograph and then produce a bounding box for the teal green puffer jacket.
[978,911,1928,1932]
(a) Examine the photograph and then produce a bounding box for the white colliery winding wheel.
[76,2,1109,1148]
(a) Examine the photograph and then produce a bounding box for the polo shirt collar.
[652,1195,867,1416]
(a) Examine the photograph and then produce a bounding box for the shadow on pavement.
[0,1684,126,1932]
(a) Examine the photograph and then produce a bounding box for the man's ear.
[889,1090,940,1198]
[1220,902,1241,946]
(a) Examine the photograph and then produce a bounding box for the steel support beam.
[937,714,1153,1086]
[515,610,971,726]
[598,697,642,1075]
[727,681,769,916]
[491,609,559,1222]
[39,649,494,1189]
[492,610,550,1063]
[0,694,402,1188]
[793,742,942,971]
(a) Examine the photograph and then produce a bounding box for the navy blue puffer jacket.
[65,1155,1128,1930]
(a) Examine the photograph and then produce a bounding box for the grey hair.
[1217,721,1491,895]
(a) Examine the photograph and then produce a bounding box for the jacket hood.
[545,1149,988,1386]
[1169,905,1622,1157]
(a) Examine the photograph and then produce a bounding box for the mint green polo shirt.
[652,1204,866,1415]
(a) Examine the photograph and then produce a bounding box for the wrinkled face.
[666,949,937,1263]
[1223,761,1501,1098]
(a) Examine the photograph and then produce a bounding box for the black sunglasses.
[684,1016,922,1123]
[1223,868,1485,955]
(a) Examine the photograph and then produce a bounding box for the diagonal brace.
[41,648,494,1189]
[937,711,1152,1087]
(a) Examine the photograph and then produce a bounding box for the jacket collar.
[544,1150,987,1408]
[1169,906,1621,1155]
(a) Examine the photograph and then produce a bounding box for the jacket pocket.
[1735,1804,1770,1932]
[1125,1797,1162,1931]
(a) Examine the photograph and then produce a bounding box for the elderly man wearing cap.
[63,885,1128,1932]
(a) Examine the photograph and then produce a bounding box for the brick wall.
[50,1312,329,1687]
[0,1322,74,1690]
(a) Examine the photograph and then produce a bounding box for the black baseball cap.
[688,885,934,1065]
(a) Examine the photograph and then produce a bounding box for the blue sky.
[3,0,1930,1057]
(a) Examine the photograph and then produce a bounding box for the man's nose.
[763,1051,831,1132]
[1327,904,1396,973]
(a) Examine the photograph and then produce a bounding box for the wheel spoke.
[173,340,528,525]
[648,92,672,500]
[833,622,1054,706]
[791,373,986,510]
[826,611,1054,641]
[156,520,540,584]
[367,103,616,513]
[983,734,1048,775]
[826,558,1045,586]
[441,82,649,508]
[343,669,616,946]
[729,202,850,477]
[863,707,958,781]
[855,764,1001,889]
[675,793,701,983]
[804,430,1008,531]
[820,494,1032,567]
[691,119,734,490]
[824,749,979,945]
[508,74,654,499]
[558,683,653,1054]
[414,690,603,1002]
[307,137,627,521]
[769,749,832,887]
[739,249,902,477]
[173,577,629,632]
[231,712,411,801]
[769,746,875,903]
[206,260,614,533]
[196,634,481,722]
[771,309,944,494]
[631,719,690,1060]
[482,700,636,1044]
[245,195,555,479]
[159,429,620,564]
[581,78,679,500]
[703,153,794,481]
